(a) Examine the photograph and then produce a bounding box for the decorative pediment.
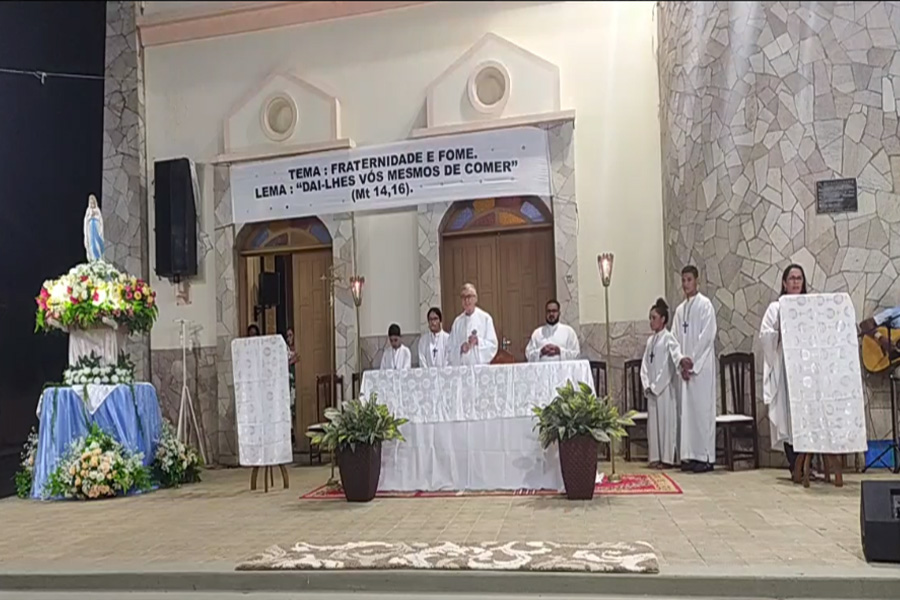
[425,33,561,129]
[223,71,341,153]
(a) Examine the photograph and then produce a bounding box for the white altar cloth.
[232,335,293,467]
[361,360,593,492]
[779,293,867,454]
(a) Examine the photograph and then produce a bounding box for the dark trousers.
[784,442,797,473]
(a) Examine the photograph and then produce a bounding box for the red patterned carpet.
[300,472,682,499]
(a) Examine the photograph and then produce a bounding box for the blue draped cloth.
[31,383,162,500]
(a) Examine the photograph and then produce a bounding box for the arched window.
[441,197,550,234]
[237,218,332,254]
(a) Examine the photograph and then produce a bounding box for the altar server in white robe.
[380,323,412,370]
[640,298,684,469]
[418,307,450,368]
[671,265,718,473]
[758,263,807,477]
[448,283,498,366]
[526,299,581,362]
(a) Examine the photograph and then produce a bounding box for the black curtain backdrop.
[0,1,105,496]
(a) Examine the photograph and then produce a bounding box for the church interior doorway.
[439,197,555,362]
[237,218,333,452]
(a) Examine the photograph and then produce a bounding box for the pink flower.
[40,288,49,299]
[92,292,100,302]
[113,309,121,317]
[126,292,133,300]
[66,287,73,294]
[80,276,88,282]
[70,296,79,304]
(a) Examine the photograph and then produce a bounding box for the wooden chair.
[305,374,344,465]
[351,372,361,400]
[623,359,648,461]
[589,360,611,461]
[491,349,516,364]
[715,352,759,471]
[589,360,608,397]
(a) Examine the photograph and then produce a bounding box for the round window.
[467,61,511,114]
[260,93,298,142]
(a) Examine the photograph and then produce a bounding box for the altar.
[361,360,593,491]
[30,384,163,499]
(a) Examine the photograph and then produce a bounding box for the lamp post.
[350,275,365,376]
[598,252,620,483]
[320,265,341,488]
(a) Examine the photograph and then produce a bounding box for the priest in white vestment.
[526,299,580,362]
[418,306,451,368]
[670,266,718,473]
[640,298,683,468]
[448,283,498,366]
[380,323,412,370]
[759,263,807,476]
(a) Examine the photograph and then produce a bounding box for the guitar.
[860,327,900,373]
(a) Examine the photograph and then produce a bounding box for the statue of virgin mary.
[83,194,105,262]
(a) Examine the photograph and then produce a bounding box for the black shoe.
[680,461,695,472]
[691,462,714,473]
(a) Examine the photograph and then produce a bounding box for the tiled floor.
[0,464,888,570]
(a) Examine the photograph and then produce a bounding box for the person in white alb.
[418,306,450,368]
[670,265,718,474]
[448,283,498,366]
[379,323,412,370]
[525,299,580,362]
[640,298,683,469]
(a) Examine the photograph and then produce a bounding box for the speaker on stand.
[154,158,199,281]
[254,271,281,332]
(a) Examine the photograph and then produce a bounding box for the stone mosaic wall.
[103,0,150,380]
[658,1,900,465]
[150,347,218,463]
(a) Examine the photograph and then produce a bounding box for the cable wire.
[0,66,104,85]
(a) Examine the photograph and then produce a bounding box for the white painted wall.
[143,0,664,349]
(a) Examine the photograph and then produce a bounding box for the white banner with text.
[230,126,551,223]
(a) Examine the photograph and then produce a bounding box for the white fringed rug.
[236,541,659,573]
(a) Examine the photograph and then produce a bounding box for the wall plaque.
[816,178,858,214]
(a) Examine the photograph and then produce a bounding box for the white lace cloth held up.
[360,360,593,424]
[232,335,293,466]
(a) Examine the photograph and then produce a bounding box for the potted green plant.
[306,393,408,502]
[532,380,635,500]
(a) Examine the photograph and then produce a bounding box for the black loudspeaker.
[258,272,281,307]
[154,158,198,280]
[860,480,900,563]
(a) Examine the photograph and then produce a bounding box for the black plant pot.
[337,442,382,502]
[558,435,598,500]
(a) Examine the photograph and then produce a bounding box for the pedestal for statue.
[68,327,128,366]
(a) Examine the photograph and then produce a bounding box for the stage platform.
[1,465,898,598]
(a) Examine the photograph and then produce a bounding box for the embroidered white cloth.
[360,360,593,424]
[232,335,293,467]
[779,293,867,454]
[361,360,592,491]
[36,384,125,416]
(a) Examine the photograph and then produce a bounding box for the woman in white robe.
[640,298,684,468]
[758,263,807,476]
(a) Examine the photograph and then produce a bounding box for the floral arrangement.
[35,260,158,334]
[45,423,151,500]
[152,420,202,488]
[14,428,39,499]
[63,351,135,387]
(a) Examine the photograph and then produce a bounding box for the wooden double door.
[440,227,555,362]
[241,249,332,451]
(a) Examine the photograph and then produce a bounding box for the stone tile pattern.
[214,165,238,464]
[0,466,882,569]
[416,121,580,333]
[102,0,150,380]
[150,346,218,463]
[657,1,900,466]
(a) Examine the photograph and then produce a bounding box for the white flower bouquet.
[15,428,39,498]
[63,351,135,387]
[152,420,202,488]
[45,424,150,500]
